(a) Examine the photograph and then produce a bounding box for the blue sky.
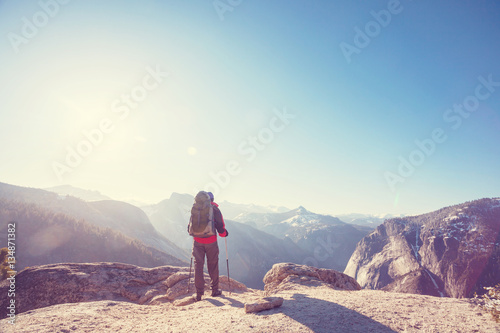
[0,0,499,215]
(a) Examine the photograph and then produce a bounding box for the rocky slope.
[1,263,498,332]
[344,198,500,298]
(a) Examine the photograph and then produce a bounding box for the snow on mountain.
[233,206,369,272]
[233,206,343,233]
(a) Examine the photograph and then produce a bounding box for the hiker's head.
[207,192,214,202]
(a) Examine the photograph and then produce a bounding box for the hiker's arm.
[213,207,228,237]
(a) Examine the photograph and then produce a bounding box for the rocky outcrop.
[263,263,361,294]
[344,198,500,298]
[0,262,247,319]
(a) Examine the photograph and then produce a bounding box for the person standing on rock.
[188,191,228,301]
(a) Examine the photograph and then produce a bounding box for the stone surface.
[244,297,283,313]
[263,263,361,294]
[2,287,498,333]
[0,262,246,319]
[166,279,191,300]
[166,272,189,288]
[1,262,499,333]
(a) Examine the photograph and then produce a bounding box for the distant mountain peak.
[294,206,310,214]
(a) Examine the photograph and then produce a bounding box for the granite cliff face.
[344,198,500,298]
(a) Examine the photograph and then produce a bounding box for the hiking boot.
[193,292,203,302]
[211,289,222,297]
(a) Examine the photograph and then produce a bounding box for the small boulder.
[244,297,283,313]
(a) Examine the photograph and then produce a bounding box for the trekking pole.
[187,256,193,294]
[225,237,231,294]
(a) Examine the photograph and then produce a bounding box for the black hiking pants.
[192,240,219,294]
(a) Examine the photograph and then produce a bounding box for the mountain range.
[232,206,372,272]
[0,183,395,289]
[2,182,498,299]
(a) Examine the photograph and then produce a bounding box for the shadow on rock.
[223,296,244,308]
[205,298,225,307]
[258,293,397,333]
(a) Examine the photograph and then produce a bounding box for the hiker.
[188,191,228,301]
